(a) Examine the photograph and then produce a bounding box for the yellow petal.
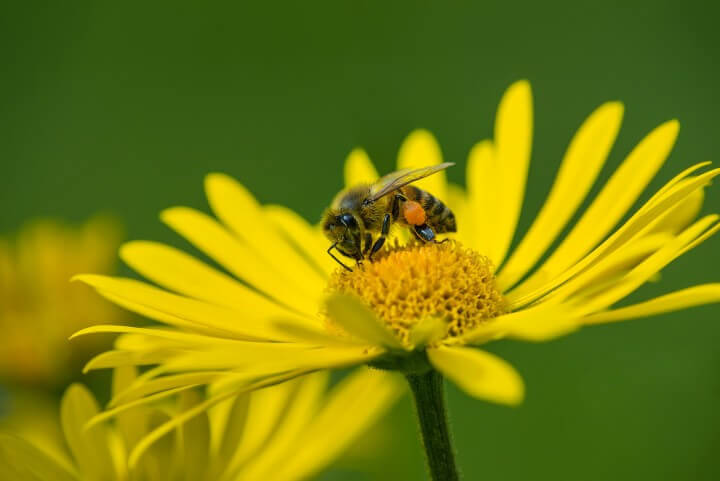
[522,119,679,287]
[0,435,78,481]
[236,372,328,480]
[204,173,327,294]
[466,140,498,260]
[128,391,235,469]
[583,284,720,325]
[128,372,302,469]
[61,384,118,481]
[427,346,524,405]
[263,204,337,276]
[273,369,403,481]
[578,215,720,314]
[132,410,176,481]
[325,293,404,350]
[444,183,466,213]
[111,371,225,407]
[161,206,319,316]
[112,366,137,394]
[344,148,379,187]
[177,391,211,481]
[88,289,207,336]
[644,188,704,235]
[224,378,299,473]
[112,366,150,449]
[75,274,285,340]
[444,183,472,246]
[209,394,249,478]
[72,324,241,347]
[120,241,299,319]
[115,333,172,351]
[649,161,711,200]
[541,233,672,306]
[508,167,720,308]
[462,304,580,344]
[84,350,174,373]
[271,319,368,348]
[407,317,446,348]
[677,216,720,257]
[147,343,371,375]
[498,102,623,289]
[86,385,198,431]
[491,80,533,267]
[397,129,448,200]
[622,215,718,278]
[105,431,127,481]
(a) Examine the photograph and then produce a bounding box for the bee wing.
[367,162,455,202]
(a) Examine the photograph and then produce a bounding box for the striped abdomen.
[400,185,457,233]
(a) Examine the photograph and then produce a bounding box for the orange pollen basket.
[403,201,427,225]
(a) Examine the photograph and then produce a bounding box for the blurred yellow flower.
[0,217,128,386]
[73,81,720,458]
[0,366,400,481]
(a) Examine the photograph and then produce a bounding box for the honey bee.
[322,162,457,271]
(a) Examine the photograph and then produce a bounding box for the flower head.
[0,366,400,481]
[0,217,128,386]
[74,81,720,446]
[327,241,506,343]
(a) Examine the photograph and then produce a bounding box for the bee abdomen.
[402,186,457,234]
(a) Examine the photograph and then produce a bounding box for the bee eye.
[338,213,357,228]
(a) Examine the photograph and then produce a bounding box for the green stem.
[406,369,460,481]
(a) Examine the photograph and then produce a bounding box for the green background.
[2,1,719,479]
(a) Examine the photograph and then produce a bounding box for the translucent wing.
[367,162,455,202]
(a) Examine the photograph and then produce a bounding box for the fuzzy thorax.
[327,241,506,345]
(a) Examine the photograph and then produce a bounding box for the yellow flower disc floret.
[327,241,506,344]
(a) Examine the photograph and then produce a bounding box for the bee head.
[322,209,363,260]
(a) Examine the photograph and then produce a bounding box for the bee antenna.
[327,242,353,272]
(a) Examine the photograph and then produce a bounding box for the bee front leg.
[327,243,353,272]
[369,213,391,261]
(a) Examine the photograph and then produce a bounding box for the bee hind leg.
[413,224,436,242]
[369,213,391,261]
[391,193,407,220]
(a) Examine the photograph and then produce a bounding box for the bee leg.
[369,213,391,261]
[369,237,386,261]
[413,223,436,242]
[363,233,373,256]
[327,243,353,272]
[391,193,407,220]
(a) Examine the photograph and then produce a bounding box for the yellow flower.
[0,366,400,481]
[0,217,128,386]
[74,80,720,454]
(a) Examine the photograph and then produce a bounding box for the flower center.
[327,241,506,345]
